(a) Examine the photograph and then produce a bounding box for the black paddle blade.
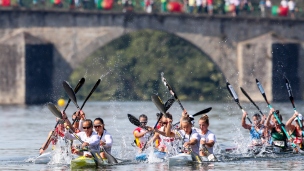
[80,79,101,110]
[190,151,203,164]
[226,82,239,102]
[62,81,79,109]
[151,94,166,115]
[47,102,63,119]
[127,114,141,127]
[164,96,175,112]
[193,107,212,117]
[63,77,85,112]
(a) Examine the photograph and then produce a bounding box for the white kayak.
[168,153,217,166]
[34,152,52,164]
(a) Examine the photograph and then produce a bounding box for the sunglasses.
[83,126,91,129]
[94,125,102,128]
[140,122,147,124]
[162,122,168,125]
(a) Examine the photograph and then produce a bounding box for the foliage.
[70,29,227,101]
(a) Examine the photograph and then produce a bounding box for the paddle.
[65,126,104,166]
[48,102,63,119]
[284,77,302,127]
[226,82,252,124]
[127,114,149,130]
[256,78,300,151]
[240,87,264,116]
[80,79,101,109]
[63,78,85,112]
[39,103,64,154]
[161,72,184,110]
[63,81,80,110]
[172,107,213,127]
[63,79,101,124]
[161,72,212,122]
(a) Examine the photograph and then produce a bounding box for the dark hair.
[94,117,106,130]
[164,112,173,120]
[199,114,209,125]
[139,114,148,120]
[253,113,261,120]
[83,119,93,128]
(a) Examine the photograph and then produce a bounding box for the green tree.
[70,29,227,101]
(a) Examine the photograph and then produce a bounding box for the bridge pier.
[0,32,54,104]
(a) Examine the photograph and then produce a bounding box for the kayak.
[135,150,167,161]
[35,152,52,164]
[168,153,215,166]
[71,156,99,169]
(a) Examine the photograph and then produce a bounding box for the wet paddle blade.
[63,81,79,109]
[127,114,141,127]
[151,94,166,115]
[226,82,239,103]
[164,96,175,112]
[47,102,63,119]
[256,79,269,105]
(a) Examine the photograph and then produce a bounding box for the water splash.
[48,137,73,165]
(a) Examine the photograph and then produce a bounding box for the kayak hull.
[71,156,97,169]
[135,151,166,161]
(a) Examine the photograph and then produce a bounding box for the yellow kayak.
[71,156,97,169]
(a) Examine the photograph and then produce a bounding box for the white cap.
[294,114,303,121]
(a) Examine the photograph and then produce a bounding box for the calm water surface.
[1,101,304,171]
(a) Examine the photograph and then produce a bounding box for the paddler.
[133,114,153,151]
[265,108,288,150]
[241,110,266,146]
[64,119,100,157]
[286,111,304,149]
[94,117,113,164]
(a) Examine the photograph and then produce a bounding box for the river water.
[1,101,304,171]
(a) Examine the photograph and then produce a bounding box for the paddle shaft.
[41,121,60,151]
[80,79,101,110]
[240,87,264,116]
[161,73,185,110]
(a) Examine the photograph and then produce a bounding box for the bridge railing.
[0,0,303,19]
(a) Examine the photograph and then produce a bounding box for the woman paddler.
[176,110,200,155]
[133,114,153,151]
[151,113,176,152]
[94,117,113,164]
[286,111,304,149]
[241,110,266,146]
[39,116,67,155]
[265,108,288,149]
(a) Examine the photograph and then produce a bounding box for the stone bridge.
[0,8,304,104]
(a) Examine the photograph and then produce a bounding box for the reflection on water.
[1,101,304,170]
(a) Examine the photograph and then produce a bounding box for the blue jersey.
[249,125,264,140]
